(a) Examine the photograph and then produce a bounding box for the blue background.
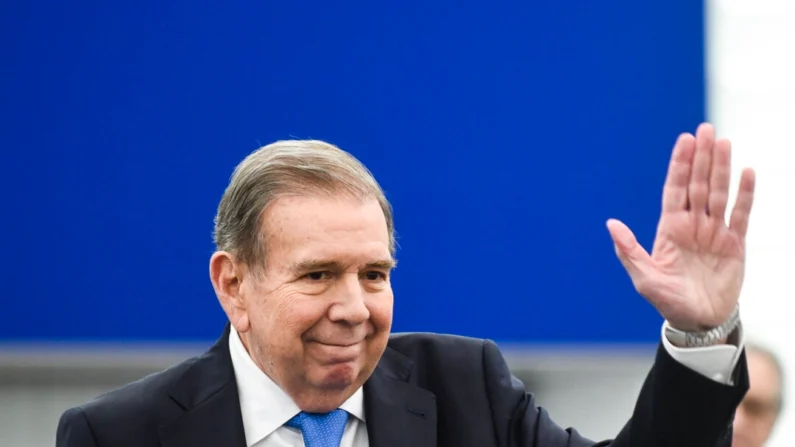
[1,1,705,344]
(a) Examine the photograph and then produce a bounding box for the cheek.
[255,290,330,339]
[367,289,394,331]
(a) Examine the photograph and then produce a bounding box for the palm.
[647,212,745,329]
[607,124,756,331]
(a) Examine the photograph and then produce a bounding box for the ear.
[209,251,251,333]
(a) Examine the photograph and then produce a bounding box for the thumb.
[606,219,654,284]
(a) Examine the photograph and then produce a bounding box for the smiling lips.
[310,340,364,363]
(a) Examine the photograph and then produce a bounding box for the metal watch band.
[664,304,741,347]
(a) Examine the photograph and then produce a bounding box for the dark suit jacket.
[56,324,748,447]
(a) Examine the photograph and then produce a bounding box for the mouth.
[310,340,363,363]
[321,341,360,347]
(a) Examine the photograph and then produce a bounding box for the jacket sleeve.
[481,339,749,447]
[56,407,100,447]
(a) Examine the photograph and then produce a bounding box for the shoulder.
[83,355,197,414]
[57,355,200,444]
[387,331,490,356]
[382,332,528,444]
[385,332,506,379]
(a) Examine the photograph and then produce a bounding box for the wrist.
[664,305,741,348]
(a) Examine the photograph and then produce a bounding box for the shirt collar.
[228,326,365,446]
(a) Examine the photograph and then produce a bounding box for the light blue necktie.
[285,409,349,447]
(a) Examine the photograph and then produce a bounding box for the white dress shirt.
[229,323,744,447]
[229,327,369,447]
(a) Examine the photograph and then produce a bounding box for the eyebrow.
[291,258,397,272]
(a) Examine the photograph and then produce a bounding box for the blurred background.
[1,0,792,445]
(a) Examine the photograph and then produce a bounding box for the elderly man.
[733,344,785,447]
[57,123,755,446]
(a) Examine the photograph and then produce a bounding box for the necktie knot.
[285,409,349,447]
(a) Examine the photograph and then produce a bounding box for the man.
[733,344,785,447]
[57,123,756,446]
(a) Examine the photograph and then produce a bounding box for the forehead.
[261,195,391,264]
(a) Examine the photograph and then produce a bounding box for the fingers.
[662,133,696,212]
[729,168,756,238]
[708,138,732,221]
[607,218,639,253]
[606,219,654,288]
[688,123,715,215]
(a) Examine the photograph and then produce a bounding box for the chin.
[313,361,360,390]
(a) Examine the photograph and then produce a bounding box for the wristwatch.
[664,304,741,347]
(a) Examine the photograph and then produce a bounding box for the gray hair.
[213,140,395,270]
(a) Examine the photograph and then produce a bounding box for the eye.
[304,271,332,281]
[363,271,387,281]
[742,399,777,417]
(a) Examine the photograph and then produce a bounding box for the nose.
[327,273,370,325]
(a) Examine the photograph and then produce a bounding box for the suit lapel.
[156,325,438,447]
[158,324,247,447]
[364,348,437,447]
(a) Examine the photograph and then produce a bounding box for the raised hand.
[607,123,756,332]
